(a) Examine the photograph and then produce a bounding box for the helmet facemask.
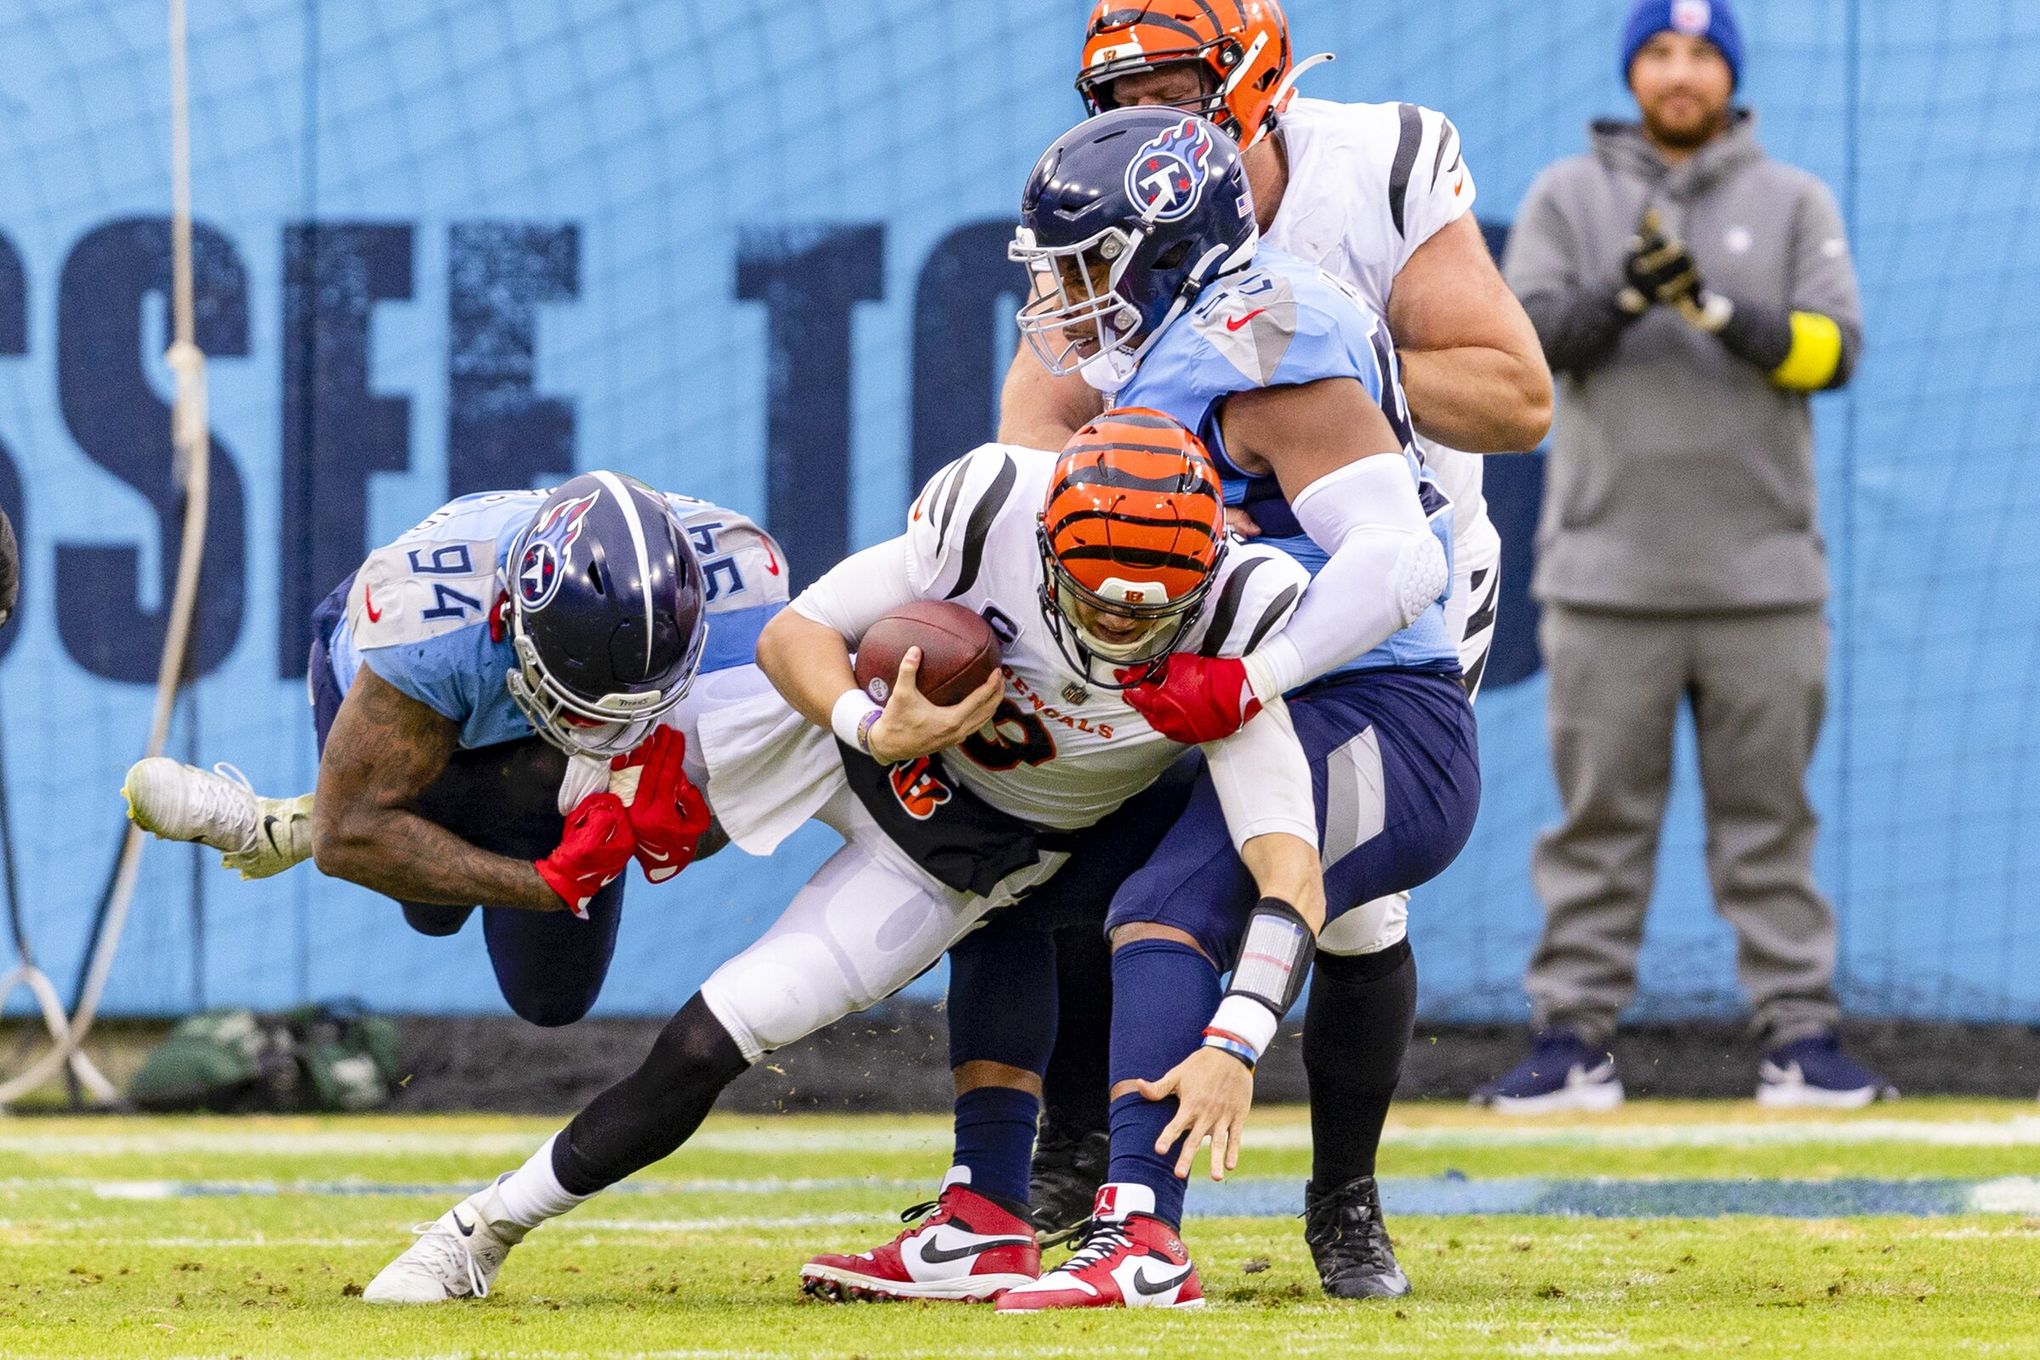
[504,611,697,758]
[1011,226,1244,393]
[1036,520,1224,689]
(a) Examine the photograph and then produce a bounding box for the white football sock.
[491,1132,592,1228]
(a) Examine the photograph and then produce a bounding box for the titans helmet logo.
[516,490,600,611]
[1125,117,1214,224]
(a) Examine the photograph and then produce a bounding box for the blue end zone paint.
[70,1175,2038,1219]
[1186,1177,1993,1219]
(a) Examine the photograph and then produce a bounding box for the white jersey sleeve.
[1180,540,1310,660]
[1394,103,1475,269]
[789,443,1025,644]
[901,443,1026,600]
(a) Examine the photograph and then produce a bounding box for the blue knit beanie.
[1622,0,1743,91]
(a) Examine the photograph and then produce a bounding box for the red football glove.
[535,792,636,917]
[609,725,713,884]
[1117,655,1263,745]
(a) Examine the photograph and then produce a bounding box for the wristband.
[1209,993,1280,1057]
[1201,1029,1259,1071]
[831,688,885,756]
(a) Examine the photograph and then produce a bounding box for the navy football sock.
[1106,937,1222,1228]
[1302,939,1416,1185]
[952,1086,1040,1208]
[1040,925,1113,1136]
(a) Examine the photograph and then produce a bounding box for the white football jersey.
[1262,96,1492,544]
[895,443,1310,830]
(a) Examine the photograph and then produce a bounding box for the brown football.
[853,600,1002,707]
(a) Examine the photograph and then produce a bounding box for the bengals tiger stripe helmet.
[1076,0,1325,152]
[1038,407,1228,686]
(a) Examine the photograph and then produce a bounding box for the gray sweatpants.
[1525,603,1839,1046]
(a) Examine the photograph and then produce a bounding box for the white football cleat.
[362,1181,529,1304]
[122,757,313,880]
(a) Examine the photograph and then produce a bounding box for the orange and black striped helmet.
[1037,407,1228,686]
[1076,1,1299,151]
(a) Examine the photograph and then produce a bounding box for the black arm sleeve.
[1712,292,1795,372]
[1519,287,1643,377]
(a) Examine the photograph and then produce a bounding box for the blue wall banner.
[3,1,2035,1023]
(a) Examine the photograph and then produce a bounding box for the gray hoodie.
[1504,113,1861,612]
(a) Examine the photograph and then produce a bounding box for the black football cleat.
[1028,1119,1110,1248]
[1303,1174,1411,1299]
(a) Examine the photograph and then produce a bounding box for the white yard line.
[4,1117,2039,1160]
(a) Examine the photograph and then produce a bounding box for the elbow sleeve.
[1242,457,1450,698]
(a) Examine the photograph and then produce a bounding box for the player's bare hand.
[1138,1047,1254,1182]
[866,648,1004,764]
[1224,505,1262,537]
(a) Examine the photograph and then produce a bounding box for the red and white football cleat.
[801,1168,1041,1303]
[995,1182,1204,1311]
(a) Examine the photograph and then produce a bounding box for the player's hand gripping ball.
[853,601,1001,706]
[608,724,712,884]
[853,602,1004,764]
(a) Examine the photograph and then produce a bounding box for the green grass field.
[2,1100,2038,1358]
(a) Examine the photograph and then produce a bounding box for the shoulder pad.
[1187,542,1310,659]
[1190,263,1384,394]
[665,498,792,611]
[347,537,498,650]
[905,444,1033,599]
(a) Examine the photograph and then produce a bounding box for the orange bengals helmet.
[1076,0,1316,152]
[1038,407,1228,686]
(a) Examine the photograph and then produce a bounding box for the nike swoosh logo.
[261,815,285,854]
[640,846,672,864]
[763,541,782,576]
[1224,308,1267,332]
[452,1213,475,1237]
[1131,1263,1193,1296]
[364,585,383,623]
[917,1235,1033,1264]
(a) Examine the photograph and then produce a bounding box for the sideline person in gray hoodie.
[1475,0,1893,1112]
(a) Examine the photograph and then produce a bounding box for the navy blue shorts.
[307,574,625,1027]
[1104,668,1480,967]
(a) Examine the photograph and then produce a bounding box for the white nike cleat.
[362,1181,529,1304]
[122,758,313,880]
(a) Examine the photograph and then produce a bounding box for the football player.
[121,471,781,1026]
[997,0,1550,1298]
[858,107,1484,1312]
[357,412,1325,1305]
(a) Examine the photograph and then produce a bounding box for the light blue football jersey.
[327,489,788,750]
[1113,246,1459,675]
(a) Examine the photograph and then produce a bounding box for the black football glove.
[1618,209,1705,314]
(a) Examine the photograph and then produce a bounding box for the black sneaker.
[1302,1174,1410,1299]
[1756,1031,1897,1109]
[1028,1120,1109,1247]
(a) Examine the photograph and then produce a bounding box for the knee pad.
[1313,935,1412,987]
[1317,891,1409,957]
[401,902,473,937]
[505,988,599,1029]
[699,931,874,1062]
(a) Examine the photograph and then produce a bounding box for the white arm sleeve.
[788,536,920,646]
[1205,693,1316,852]
[1241,455,1449,699]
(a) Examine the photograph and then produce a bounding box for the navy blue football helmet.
[502,471,708,757]
[1011,107,1259,390]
